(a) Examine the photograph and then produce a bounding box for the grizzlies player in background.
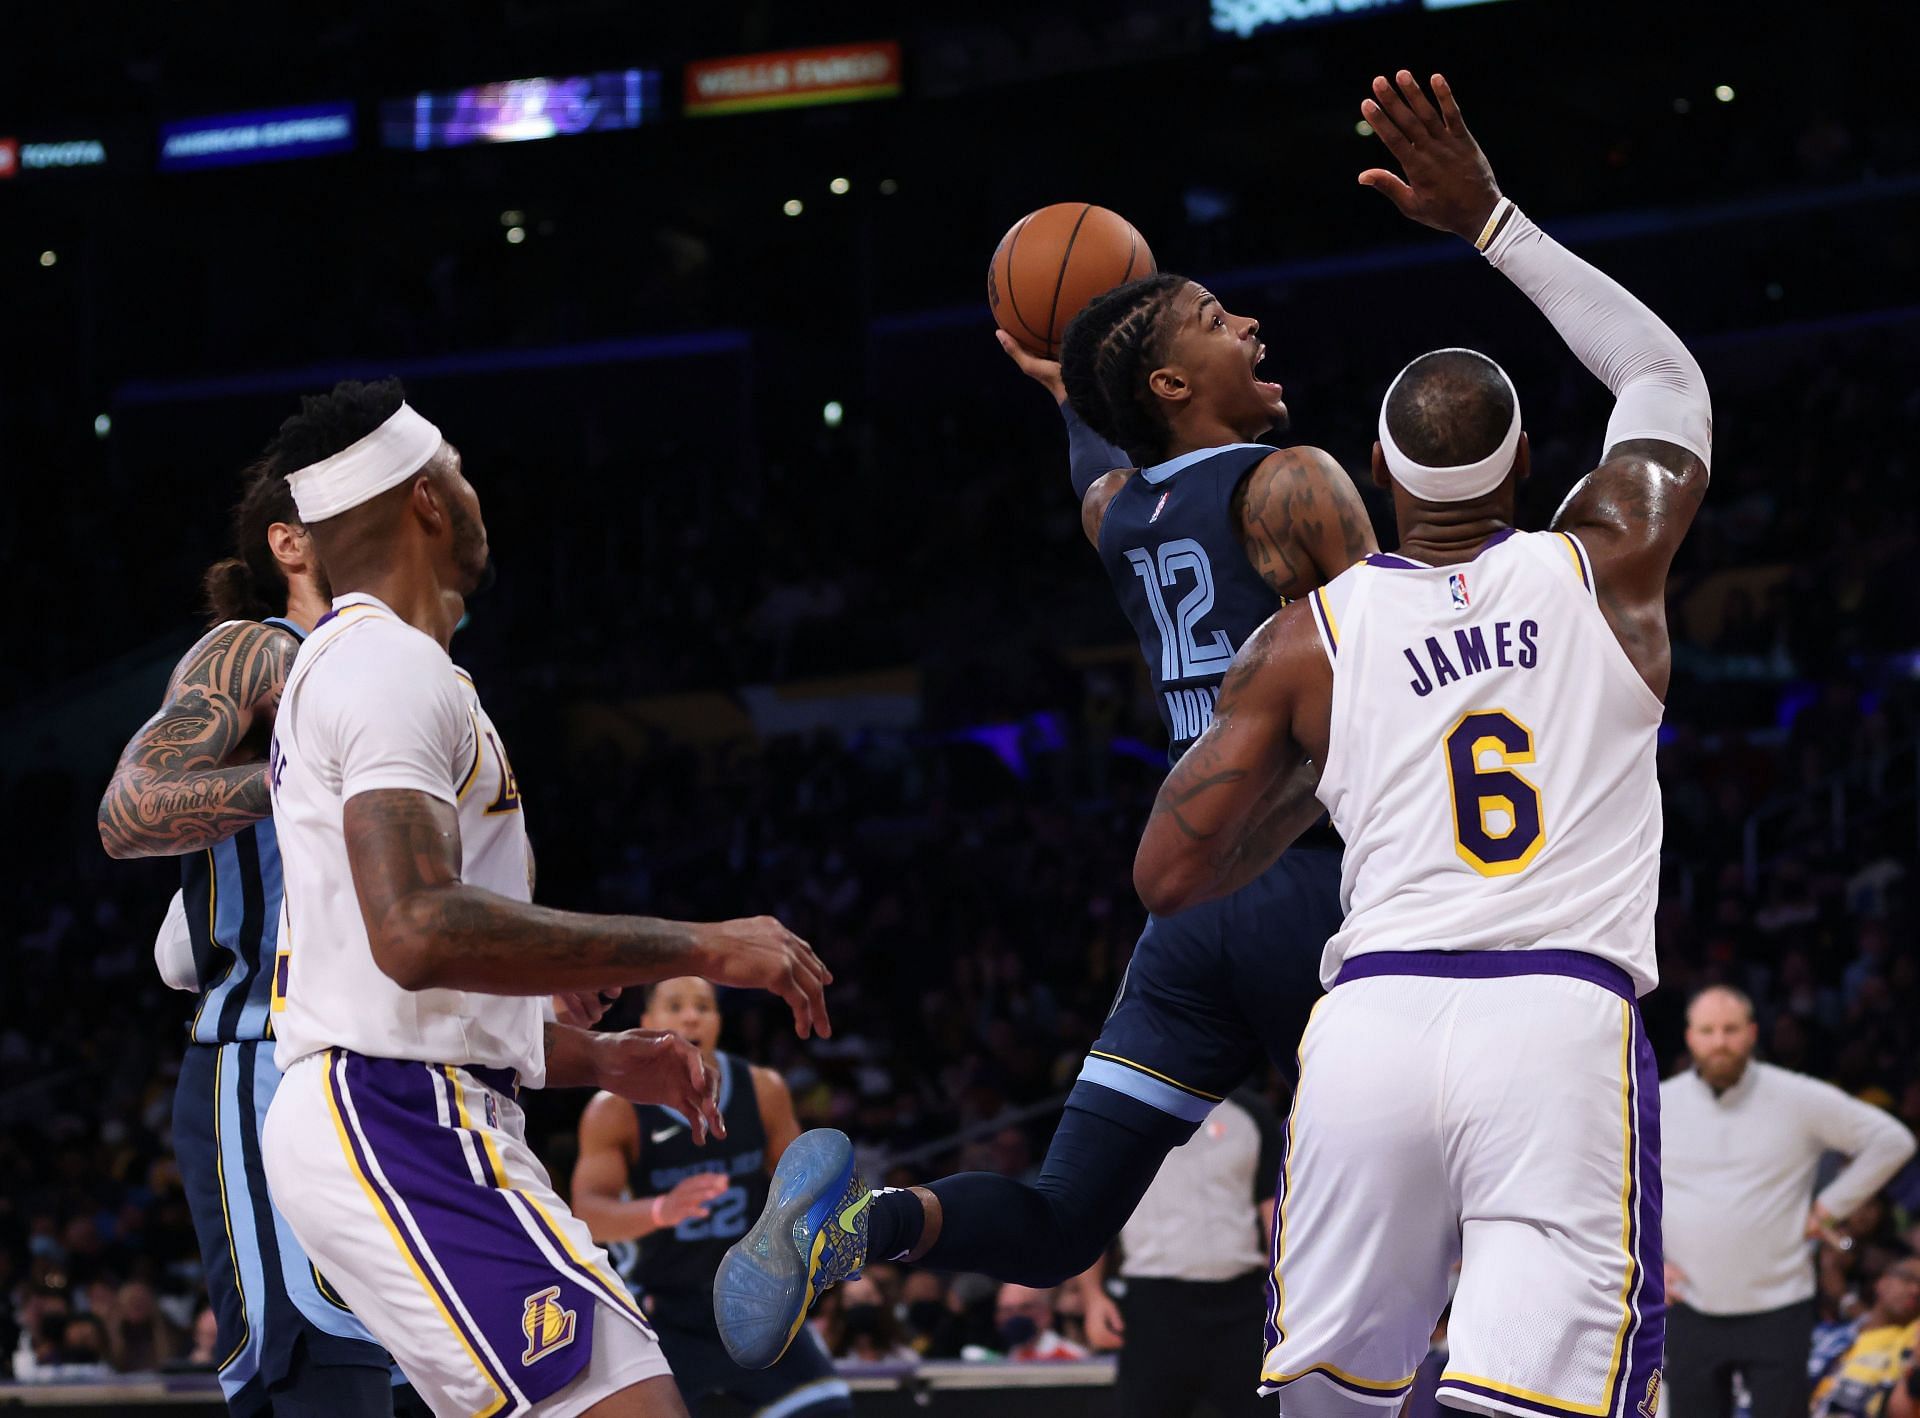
[1134,71,1711,1417]
[98,468,420,1416]
[716,174,1380,1368]
[575,979,851,1416]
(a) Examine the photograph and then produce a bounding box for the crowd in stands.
[2,303,1916,1399]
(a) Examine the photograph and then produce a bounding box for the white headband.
[287,402,443,523]
[1377,350,1522,503]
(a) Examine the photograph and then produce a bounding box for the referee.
[1075,1085,1283,1418]
[1663,985,1917,1418]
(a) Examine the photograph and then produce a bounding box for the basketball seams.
[1042,203,1095,359]
[1000,215,1055,350]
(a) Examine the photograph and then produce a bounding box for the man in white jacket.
[1663,985,1917,1418]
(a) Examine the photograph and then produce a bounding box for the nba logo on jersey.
[520,1286,577,1365]
[1149,490,1170,524]
[1448,572,1471,609]
[484,1091,500,1131]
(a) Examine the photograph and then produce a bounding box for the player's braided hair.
[1060,274,1187,466]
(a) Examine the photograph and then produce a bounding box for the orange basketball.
[988,203,1156,360]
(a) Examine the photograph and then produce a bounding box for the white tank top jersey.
[267,592,545,1084]
[1304,529,1664,995]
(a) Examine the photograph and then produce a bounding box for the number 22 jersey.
[1305,528,1664,995]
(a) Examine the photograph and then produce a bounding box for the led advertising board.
[159,103,356,172]
[684,42,902,117]
[381,70,660,150]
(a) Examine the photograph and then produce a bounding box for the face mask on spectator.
[907,1300,947,1333]
[842,1303,884,1338]
[999,1315,1038,1349]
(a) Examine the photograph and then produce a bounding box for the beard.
[447,498,493,597]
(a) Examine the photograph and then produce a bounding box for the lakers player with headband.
[259,380,832,1417]
[1132,71,1711,1418]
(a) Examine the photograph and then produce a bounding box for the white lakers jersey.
[1305,529,1664,995]
[268,592,545,1084]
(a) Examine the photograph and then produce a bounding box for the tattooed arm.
[98,622,298,859]
[342,788,834,1036]
[1232,447,1377,601]
[1134,604,1332,914]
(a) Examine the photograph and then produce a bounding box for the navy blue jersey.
[185,616,304,1046]
[1099,444,1284,759]
[618,1053,770,1330]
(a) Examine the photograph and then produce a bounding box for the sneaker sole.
[713,1129,855,1369]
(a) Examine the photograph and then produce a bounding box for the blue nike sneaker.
[714,1129,869,1369]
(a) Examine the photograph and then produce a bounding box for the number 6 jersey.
[1305,528,1663,995]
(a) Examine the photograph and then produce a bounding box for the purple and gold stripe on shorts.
[1264,1364,1417,1403]
[325,1052,521,1416]
[424,1066,652,1335]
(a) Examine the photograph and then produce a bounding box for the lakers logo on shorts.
[520,1285,577,1366]
[1638,1369,1663,1418]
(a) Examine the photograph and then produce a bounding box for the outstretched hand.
[654,1171,731,1227]
[1358,71,1502,243]
[595,1030,727,1144]
[995,329,1068,405]
[692,916,834,1040]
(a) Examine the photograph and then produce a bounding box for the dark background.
[3,0,1919,1390]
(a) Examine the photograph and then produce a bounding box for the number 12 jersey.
[1305,528,1664,995]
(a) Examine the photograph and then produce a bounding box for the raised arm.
[1359,69,1711,698]
[1232,446,1377,600]
[994,330,1135,547]
[341,787,833,1037]
[98,621,297,858]
[1134,605,1329,914]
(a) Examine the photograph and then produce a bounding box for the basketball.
[988,203,1156,359]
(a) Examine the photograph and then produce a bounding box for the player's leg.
[240,1040,402,1416]
[1436,966,1663,1418]
[873,871,1309,1280]
[175,1041,274,1415]
[1256,981,1458,1418]
[263,1051,673,1417]
[716,894,1263,1370]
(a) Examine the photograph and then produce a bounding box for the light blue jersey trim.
[1076,1056,1217,1123]
[215,1044,267,1396]
[250,1048,380,1346]
[1140,441,1272,485]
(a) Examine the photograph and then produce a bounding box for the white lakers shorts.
[1260,951,1663,1418]
[263,1050,673,1417]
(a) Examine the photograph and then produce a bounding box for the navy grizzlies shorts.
[649,1305,852,1415]
[1071,848,1343,1134]
[175,1041,393,1417]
